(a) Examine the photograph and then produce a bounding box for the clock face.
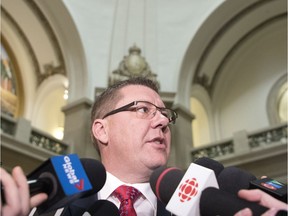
[124,54,146,75]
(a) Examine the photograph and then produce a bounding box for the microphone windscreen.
[194,157,224,177]
[86,200,120,216]
[218,166,256,195]
[150,166,184,204]
[200,187,268,216]
[80,158,106,196]
[33,157,107,214]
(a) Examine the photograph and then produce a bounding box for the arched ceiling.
[1,0,66,85]
[177,0,287,108]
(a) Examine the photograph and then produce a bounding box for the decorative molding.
[109,44,160,89]
[1,2,66,86]
[38,63,65,84]
[24,0,66,84]
[1,7,41,84]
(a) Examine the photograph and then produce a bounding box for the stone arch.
[177,0,286,141]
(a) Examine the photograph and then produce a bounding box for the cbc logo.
[178,178,199,202]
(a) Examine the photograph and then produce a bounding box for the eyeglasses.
[102,101,178,124]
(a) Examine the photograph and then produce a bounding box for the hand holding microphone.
[0,166,48,216]
[1,154,107,216]
[234,189,288,216]
[217,165,287,215]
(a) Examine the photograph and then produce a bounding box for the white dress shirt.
[98,172,157,216]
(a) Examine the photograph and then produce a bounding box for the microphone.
[150,157,223,205]
[150,157,220,215]
[200,187,268,216]
[218,166,287,203]
[217,166,256,195]
[250,177,287,203]
[83,200,120,216]
[150,166,184,204]
[150,157,272,216]
[193,157,224,177]
[1,154,107,215]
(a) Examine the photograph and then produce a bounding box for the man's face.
[102,85,171,178]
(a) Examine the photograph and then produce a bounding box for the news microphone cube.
[166,163,219,216]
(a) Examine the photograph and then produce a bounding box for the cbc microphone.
[1,154,107,215]
[150,166,184,204]
[150,157,220,216]
[150,157,223,204]
[82,200,120,216]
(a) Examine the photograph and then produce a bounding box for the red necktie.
[113,185,141,216]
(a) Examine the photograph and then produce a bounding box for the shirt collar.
[98,172,157,211]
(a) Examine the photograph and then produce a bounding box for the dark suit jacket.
[36,193,172,216]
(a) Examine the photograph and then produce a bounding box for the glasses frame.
[102,101,178,124]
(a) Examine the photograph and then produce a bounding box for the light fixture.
[53,127,64,140]
[63,89,68,100]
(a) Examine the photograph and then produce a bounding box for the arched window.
[190,97,211,147]
[267,74,287,125]
[277,82,287,123]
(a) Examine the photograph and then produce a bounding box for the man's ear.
[91,119,108,144]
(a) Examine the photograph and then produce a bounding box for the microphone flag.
[51,154,92,195]
[166,163,218,216]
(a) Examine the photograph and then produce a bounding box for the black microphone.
[83,200,120,216]
[193,157,224,177]
[150,166,184,204]
[217,166,257,195]
[1,154,107,215]
[200,187,268,216]
[218,166,287,203]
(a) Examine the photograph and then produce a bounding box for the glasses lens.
[134,101,177,124]
[135,102,153,117]
[166,110,176,124]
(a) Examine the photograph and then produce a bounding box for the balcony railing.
[191,139,234,160]
[191,123,287,161]
[248,124,287,148]
[1,114,68,154]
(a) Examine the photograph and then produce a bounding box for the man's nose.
[151,109,170,127]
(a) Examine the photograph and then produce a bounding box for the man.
[65,77,176,215]
[1,77,176,216]
[1,77,286,215]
